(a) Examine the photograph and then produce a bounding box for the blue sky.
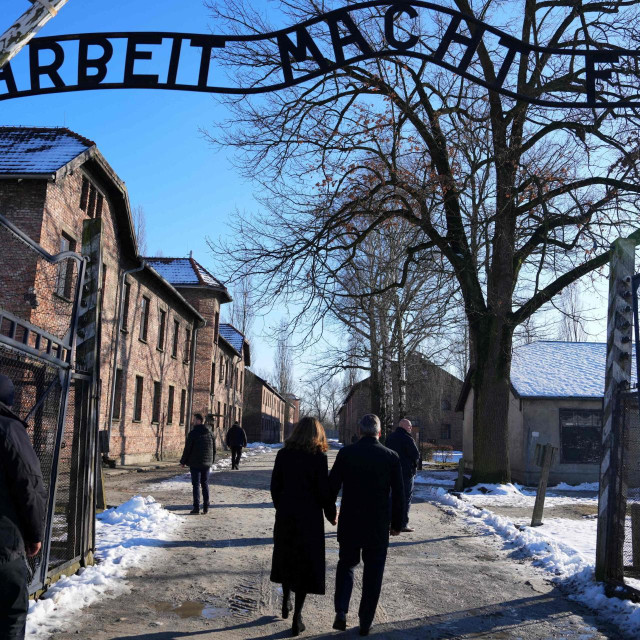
[2,0,282,372]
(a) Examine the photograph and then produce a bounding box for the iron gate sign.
[1,1,639,106]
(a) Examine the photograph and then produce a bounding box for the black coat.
[329,436,404,549]
[270,447,336,594]
[385,427,420,477]
[0,402,47,563]
[225,424,247,448]
[180,424,215,468]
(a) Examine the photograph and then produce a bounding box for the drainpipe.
[107,260,146,453]
[186,317,205,437]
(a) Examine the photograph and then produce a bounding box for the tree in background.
[210,0,640,482]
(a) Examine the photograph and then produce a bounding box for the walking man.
[385,418,420,532]
[180,414,214,515]
[225,421,247,470]
[0,374,47,640]
[329,414,404,636]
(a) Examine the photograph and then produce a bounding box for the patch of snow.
[27,496,181,639]
[424,487,640,636]
[415,470,457,486]
[550,482,599,492]
[431,451,462,463]
[455,482,597,508]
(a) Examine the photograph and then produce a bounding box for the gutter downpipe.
[107,260,146,455]
[186,317,205,438]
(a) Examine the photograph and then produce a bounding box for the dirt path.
[48,450,625,640]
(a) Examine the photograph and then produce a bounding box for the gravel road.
[47,449,626,640]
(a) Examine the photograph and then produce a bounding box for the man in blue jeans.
[180,414,215,515]
[329,414,404,636]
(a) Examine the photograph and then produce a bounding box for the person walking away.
[329,414,404,636]
[385,418,420,532]
[180,414,214,515]
[0,374,47,640]
[225,421,247,470]
[270,416,337,637]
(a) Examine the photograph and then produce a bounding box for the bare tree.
[274,319,295,398]
[557,281,588,342]
[226,271,256,340]
[208,0,640,483]
[132,205,147,256]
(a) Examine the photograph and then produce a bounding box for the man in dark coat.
[385,418,420,532]
[0,374,47,640]
[329,414,404,637]
[225,421,247,470]
[180,414,215,515]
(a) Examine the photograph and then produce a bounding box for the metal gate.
[0,213,96,594]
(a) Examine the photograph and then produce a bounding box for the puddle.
[153,601,230,619]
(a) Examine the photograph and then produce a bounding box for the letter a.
[326,10,373,65]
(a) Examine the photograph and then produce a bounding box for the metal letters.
[1,1,639,106]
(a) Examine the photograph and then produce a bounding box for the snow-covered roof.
[0,127,94,175]
[143,257,231,300]
[219,323,243,354]
[511,341,637,398]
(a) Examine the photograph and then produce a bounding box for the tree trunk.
[470,316,514,484]
[368,307,382,419]
[395,296,406,422]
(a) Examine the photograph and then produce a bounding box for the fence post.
[595,238,635,584]
[531,444,557,527]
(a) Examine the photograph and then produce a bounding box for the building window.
[225,359,229,386]
[560,409,602,464]
[440,424,451,440]
[210,362,215,396]
[172,320,179,357]
[217,401,221,429]
[167,386,175,425]
[179,389,186,425]
[121,281,131,331]
[214,311,220,343]
[80,176,90,211]
[184,328,191,363]
[223,403,227,429]
[56,233,76,299]
[133,376,144,422]
[238,408,242,423]
[239,371,243,393]
[219,359,224,383]
[157,309,166,350]
[441,398,451,411]
[88,186,97,217]
[112,368,123,421]
[140,296,150,341]
[96,193,104,218]
[152,381,161,423]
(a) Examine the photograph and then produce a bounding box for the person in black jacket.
[270,416,337,637]
[180,414,215,515]
[225,421,247,470]
[329,414,404,637]
[0,374,47,640]
[385,418,420,532]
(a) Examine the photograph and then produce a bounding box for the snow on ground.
[431,450,463,463]
[415,470,457,486]
[550,482,600,492]
[460,482,597,508]
[27,496,181,639]
[421,486,640,636]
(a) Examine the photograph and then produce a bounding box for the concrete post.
[531,443,557,527]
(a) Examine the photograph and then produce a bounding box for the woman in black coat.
[270,416,336,636]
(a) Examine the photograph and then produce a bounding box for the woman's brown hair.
[285,416,328,454]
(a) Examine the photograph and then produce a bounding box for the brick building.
[0,127,239,463]
[338,354,464,450]
[242,369,287,443]
[283,393,300,439]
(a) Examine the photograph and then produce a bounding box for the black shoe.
[282,597,292,619]
[291,614,305,636]
[332,612,347,631]
[359,624,371,636]
[202,504,209,514]
[189,507,200,515]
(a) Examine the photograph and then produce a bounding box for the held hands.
[26,541,42,557]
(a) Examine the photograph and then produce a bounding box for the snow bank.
[425,487,640,636]
[27,496,181,639]
[550,482,599,492]
[458,482,597,508]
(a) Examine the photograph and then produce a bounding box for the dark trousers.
[0,557,29,640]
[190,466,210,508]
[334,544,388,628]
[231,446,243,468]
[402,474,415,527]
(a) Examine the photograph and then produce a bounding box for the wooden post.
[531,444,557,527]
[454,457,465,492]
[596,238,635,584]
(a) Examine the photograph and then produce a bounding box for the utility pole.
[0,1,70,69]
